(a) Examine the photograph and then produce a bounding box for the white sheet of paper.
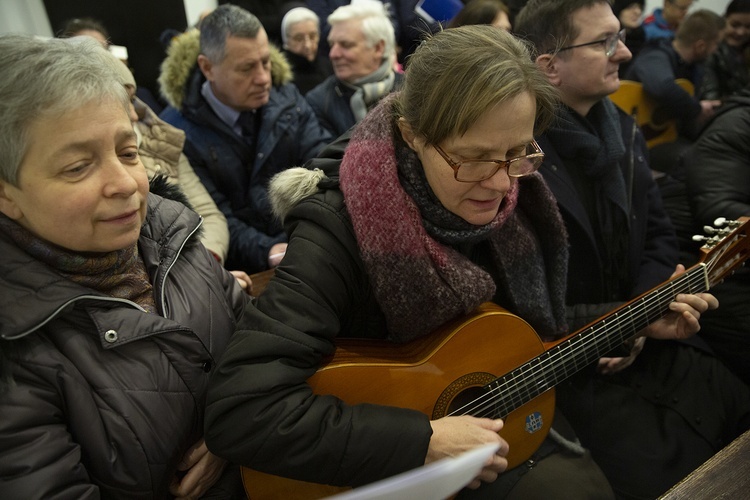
[325,443,500,500]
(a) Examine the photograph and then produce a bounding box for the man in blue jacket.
[160,5,332,273]
[642,0,694,40]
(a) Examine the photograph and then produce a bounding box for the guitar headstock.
[694,217,750,288]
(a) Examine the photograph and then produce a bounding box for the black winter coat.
[537,105,678,327]
[699,41,750,101]
[684,91,750,384]
[0,194,249,499]
[205,134,432,488]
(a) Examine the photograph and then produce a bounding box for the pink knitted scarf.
[339,95,569,342]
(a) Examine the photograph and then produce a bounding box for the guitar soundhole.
[433,372,497,419]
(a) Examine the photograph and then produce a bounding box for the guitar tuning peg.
[703,225,719,235]
[714,217,727,227]
[693,234,708,242]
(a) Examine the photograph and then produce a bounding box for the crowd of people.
[2,0,750,499]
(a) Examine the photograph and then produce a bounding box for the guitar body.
[609,78,694,149]
[242,303,555,499]
[241,217,750,499]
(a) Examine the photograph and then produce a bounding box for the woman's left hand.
[640,265,719,341]
[597,336,646,375]
[169,438,227,500]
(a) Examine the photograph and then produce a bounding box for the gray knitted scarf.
[344,59,396,122]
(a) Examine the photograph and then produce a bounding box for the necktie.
[236,111,257,150]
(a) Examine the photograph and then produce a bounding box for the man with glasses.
[516,1,750,498]
[643,0,695,40]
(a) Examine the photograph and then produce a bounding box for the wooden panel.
[660,429,750,499]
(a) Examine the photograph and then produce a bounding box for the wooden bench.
[660,428,750,499]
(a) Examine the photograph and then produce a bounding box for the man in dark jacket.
[159,5,332,273]
[516,1,750,498]
[626,9,724,138]
[306,1,403,139]
[684,89,750,386]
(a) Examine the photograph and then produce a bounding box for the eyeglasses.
[553,29,626,58]
[433,140,545,182]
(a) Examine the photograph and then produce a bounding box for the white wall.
[184,0,218,28]
[0,0,218,36]
[0,0,53,36]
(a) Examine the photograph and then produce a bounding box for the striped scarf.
[0,214,156,313]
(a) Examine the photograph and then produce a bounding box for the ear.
[0,181,23,220]
[535,53,562,87]
[397,117,419,151]
[197,54,214,81]
[373,39,386,60]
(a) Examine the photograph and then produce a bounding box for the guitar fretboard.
[456,265,708,419]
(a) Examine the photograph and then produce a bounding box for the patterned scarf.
[339,94,569,342]
[344,59,397,122]
[0,214,156,313]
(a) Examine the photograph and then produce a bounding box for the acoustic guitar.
[242,217,750,499]
[609,78,694,149]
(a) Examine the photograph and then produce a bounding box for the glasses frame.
[432,140,545,183]
[553,28,626,58]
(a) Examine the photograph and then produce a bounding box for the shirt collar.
[201,80,243,135]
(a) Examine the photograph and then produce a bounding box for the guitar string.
[447,234,737,419]
[477,270,706,418]
[447,268,709,419]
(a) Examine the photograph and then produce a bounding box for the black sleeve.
[204,193,431,487]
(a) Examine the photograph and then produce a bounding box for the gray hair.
[200,4,264,63]
[328,0,396,66]
[0,34,129,185]
[281,7,320,46]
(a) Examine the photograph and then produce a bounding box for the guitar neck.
[481,264,708,419]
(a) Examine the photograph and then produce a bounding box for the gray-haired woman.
[0,34,249,499]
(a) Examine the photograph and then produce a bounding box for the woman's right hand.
[427,416,508,489]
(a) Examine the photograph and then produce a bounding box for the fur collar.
[158,28,294,110]
[268,167,327,224]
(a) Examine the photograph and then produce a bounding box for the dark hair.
[726,0,750,16]
[448,0,510,28]
[611,0,645,17]
[58,17,110,41]
[514,0,613,55]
